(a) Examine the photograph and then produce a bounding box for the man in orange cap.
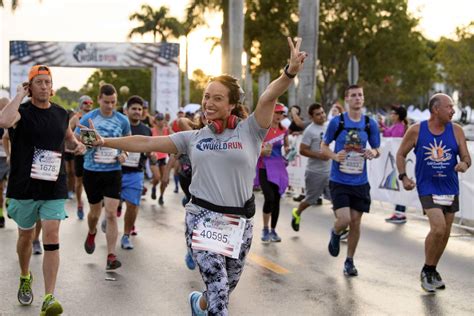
[0,64,86,315]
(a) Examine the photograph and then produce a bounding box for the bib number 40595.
[192,213,245,259]
[199,230,229,244]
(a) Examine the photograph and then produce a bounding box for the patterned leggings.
[185,206,253,316]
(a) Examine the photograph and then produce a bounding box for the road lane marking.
[248,253,290,275]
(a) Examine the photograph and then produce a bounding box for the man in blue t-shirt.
[396,93,471,293]
[321,84,381,277]
[119,95,151,250]
[74,84,131,270]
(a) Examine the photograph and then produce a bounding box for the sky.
[1,0,473,92]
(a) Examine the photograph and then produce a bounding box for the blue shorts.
[7,199,67,230]
[121,172,144,206]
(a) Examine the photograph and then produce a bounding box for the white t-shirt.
[170,114,268,207]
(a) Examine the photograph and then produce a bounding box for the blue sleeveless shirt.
[414,121,459,196]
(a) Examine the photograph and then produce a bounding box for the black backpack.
[333,113,371,141]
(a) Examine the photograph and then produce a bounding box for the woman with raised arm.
[82,37,307,316]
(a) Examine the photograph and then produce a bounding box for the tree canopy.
[317,0,436,109]
[436,23,474,106]
[128,5,182,42]
[81,69,152,108]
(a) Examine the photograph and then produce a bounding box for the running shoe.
[270,230,282,242]
[343,258,358,277]
[385,214,407,224]
[433,271,446,289]
[420,270,436,293]
[121,235,134,250]
[40,294,63,316]
[33,240,43,255]
[17,272,33,305]
[185,250,196,270]
[158,196,164,205]
[292,194,305,202]
[151,186,157,200]
[84,232,96,254]
[0,216,5,228]
[261,228,271,243]
[77,205,84,220]
[328,229,341,257]
[340,228,350,242]
[174,186,179,193]
[106,254,122,270]
[130,225,138,236]
[189,291,206,316]
[117,205,122,218]
[101,218,107,233]
[291,208,301,232]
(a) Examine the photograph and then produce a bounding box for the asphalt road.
[0,184,473,315]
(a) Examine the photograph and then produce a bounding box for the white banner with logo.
[155,63,179,118]
[9,40,179,99]
[287,135,474,221]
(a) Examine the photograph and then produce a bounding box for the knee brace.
[43,244,59,251]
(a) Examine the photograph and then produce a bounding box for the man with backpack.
[321,85,381,277]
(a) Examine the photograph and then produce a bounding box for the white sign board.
[288,135,474,221]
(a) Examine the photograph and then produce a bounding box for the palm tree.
[187,0,230,73]
[128,5,182,42]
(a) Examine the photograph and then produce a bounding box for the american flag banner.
[30,148,62,181]
[10,41,66,65]
[10,41,179,67]
[9,40,180,120]
[191,210,246,259]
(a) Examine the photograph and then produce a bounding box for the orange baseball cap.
[28,65,52,81]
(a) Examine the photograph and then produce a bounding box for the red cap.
[28,65,52,81]
[274,103,285,113]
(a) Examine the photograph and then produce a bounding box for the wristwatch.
[398,173,407,181]
[284,64,296,79]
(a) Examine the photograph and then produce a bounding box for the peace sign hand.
[287,37,308,75]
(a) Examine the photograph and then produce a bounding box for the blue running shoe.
[185,251,196,270]
[328,229,341,257]
[270,230,282,242]
[343,258,358,276]
[121,235,134,250]
[77,205,84,220]
[189,291,206,316]
[261,227,271,243]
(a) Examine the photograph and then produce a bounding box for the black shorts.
[83,170,122,204]
[64,152,75,162]
[74,155,84,177]
[419,195,459,214]
[150,157,167,167]
[329,181,371,213]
